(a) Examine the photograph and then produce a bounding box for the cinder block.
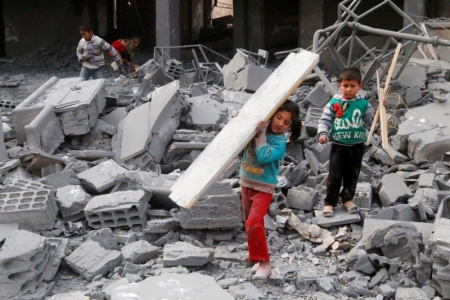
[0,189,58,230]
[377,173,412,207]
[84,190,150,229]
[0,230,51,298]
[1,179,53,195]
[56,185,92,222]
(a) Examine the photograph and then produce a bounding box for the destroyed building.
[2,0,450,299]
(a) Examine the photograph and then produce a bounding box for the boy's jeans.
[80,66,105,80]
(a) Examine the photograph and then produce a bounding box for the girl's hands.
[256,121,267,137]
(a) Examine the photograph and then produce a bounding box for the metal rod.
[387,0,422,31]
[358,0,390,20]
[191,49,205,82]
[315,22,348,53]
[347,28,357,67]
[198,45,210,63]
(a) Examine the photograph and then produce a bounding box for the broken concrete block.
[377,173,412,207]
[0,159,20,176]
[418,173,437,189]
[303,82,331,108]
[47,291,89,300]
[1,178,53,193]
[431,217,450,298]
[304,148,320,176]
[84,190,150,229]
[395,287,428,300]
[315,207,361,227]
[371,147,396,166]
[65,240,122,281]
[185,94,228,131]
[56,185,91,222]
[41,169,80,189]
[120,81,182,162]
[135,73,155,100]
[222,90,252,111]
[0,230,51,298]
[87,228,119,250]
[345,248,376,275]
[229,282,264,300]
[44,237,70,282]
[178,182,242,229]
[109,273,233,300]
[307,142,331,164]
[409,187,439,213]
[368,204,417,222]
[304,106,324,136]
[78,159,127,193]
[190,82,208,97]
[364,223,423,263]
[121,240,159,264]
[240,64,273,93]
[223,50,248,89]
[0,189,58,230]
[287,185,319,211]
[144,217,179,233]
[353,182,372,209]
[163,241,213,267]
[100,107,127,127]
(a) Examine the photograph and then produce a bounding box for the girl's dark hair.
[274,99,302,143]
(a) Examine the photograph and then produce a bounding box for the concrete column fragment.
[84,190,150,229]
[0,230,51,298]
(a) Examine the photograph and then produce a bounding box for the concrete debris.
[5,8,450,298]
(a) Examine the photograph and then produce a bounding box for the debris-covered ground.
[2,4,450,300]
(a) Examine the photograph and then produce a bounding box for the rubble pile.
[1,3,450,300]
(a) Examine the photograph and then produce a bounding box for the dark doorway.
[0,0,5,57]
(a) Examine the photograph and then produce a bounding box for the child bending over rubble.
[76,23,121,80]
[318,67,383,217]
[239,100,302,280]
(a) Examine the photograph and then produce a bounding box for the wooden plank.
[169,50,320,208]
[380,43,402,149]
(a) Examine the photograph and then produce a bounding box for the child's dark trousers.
[324,142,365,207]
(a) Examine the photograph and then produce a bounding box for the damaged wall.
[3,0,82,57]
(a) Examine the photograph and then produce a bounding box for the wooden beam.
[169,50,320,208]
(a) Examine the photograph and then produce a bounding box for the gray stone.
[287,185,319,211]
[0,222,18,242]
[378,173,412,207]
[109,273,233,300]
[304,82,331,108]
[315,207,361,227]
[121,262,144,276]
[363,219,433,245]
[395,287,428,300]
[304,148,320,176]
[78,159,127,193]
[368,268,388,288]
[87,228,119,250]
[378,283,396,297]
[214,244,249,263]
[346,248,376,275]
[217,277,239,289]
[101,107,127,127]
[304,106,324,136]
[409,188,440,213]
[353,182,372,209]
[418,173,437,189]
[0,230,51,298]
[56,185,91,221]
[185,94,228,131]
[343,276,370,298]
[369,204,417,222]
[431,218,450,298]
[65,240,123,281]
[144,217,179,234]
[163,241,213,267]
[47,291,89,300]
[422,285,436,299]
[178,182,242,229]
[240,64,273,93]
[121,240,159,264]
[229,282,264,300]
[316,276,335,292]
[307,142,331,164]
[103,278,130,298]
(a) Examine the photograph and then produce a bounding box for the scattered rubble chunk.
[162,241,213,267]
[377,173,412,207]
[77,159,127,193]
[121,240,159,264]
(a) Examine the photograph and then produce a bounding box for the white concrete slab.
[170,50,319,208]
[101,107,126,127]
